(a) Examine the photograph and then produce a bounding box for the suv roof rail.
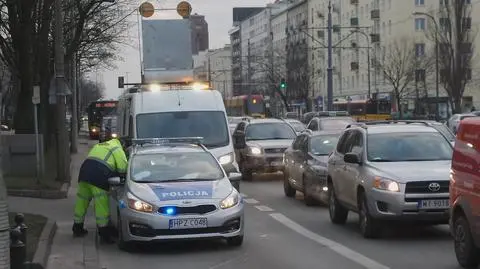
[361,120,434,126]
[132,137,206,150]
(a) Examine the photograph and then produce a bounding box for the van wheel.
[454,215,480,268]
[328,182,348,224]
[358,192,381,239]
[283,171,296,197]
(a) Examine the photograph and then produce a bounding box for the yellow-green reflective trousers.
[73,182,110,227]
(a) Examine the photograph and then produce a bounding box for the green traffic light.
[280,83,286,88]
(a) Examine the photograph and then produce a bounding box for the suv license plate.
[418,199,449,209]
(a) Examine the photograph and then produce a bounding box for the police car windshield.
[131,152,224,182]
[367,132,453,162]
[136,111,229,148]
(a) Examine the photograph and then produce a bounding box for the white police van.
[116,82,240,190]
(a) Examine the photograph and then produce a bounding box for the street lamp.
[413,12,440,120]
[351,29,371,98]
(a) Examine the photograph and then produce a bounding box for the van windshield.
[136,111,229,148]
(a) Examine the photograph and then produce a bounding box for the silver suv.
[327,121,453,238]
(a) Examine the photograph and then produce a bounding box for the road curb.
[84,229,101,269]
[7,182,70,199]
[31,220,57,269]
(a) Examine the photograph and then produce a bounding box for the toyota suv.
[232,118,296,181]
[449,116,480,268]
[327,120,453,238]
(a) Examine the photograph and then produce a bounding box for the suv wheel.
[358,192,381,238]
[454,215,480,268]
[283,171,296,197]
[328,182,348,224]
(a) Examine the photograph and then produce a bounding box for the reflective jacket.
[78,138,128,190]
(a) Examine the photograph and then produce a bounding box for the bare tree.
[430,0,476,113]
[79,76,105,113]
[376,37,433,118]
[247,48,289,110]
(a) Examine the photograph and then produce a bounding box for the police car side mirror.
[108,177,123,186]
[228,172,242,182]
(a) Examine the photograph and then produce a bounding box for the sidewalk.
[8,136,100,269]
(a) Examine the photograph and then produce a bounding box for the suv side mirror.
[233,132,246,149]
[108,177,123,185]
[344,152,361,164]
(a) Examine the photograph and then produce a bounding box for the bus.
[332,95,392,121]
[224,95,266,118]
[87,99,118,139]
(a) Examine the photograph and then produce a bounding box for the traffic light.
[280,78,286,89]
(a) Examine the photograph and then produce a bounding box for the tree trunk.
[396,94,403,119]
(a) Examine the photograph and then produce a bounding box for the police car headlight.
[220,189,240,209]
[218,153,233,165]
[127,193,154,213]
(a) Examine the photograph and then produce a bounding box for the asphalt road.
[97,173,462,269]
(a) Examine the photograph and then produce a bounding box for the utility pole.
[247,39,251,94]
[54,0,70,181]
[207,55,211,86]
[327,1,333,111]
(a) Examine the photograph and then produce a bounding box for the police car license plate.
[418,199,449,209]
[169,218,208,229]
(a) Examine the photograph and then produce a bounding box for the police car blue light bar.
[132,137,204,146]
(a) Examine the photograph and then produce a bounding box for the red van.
[450,116,480,268]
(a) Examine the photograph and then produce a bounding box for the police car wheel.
[226,235,244,247]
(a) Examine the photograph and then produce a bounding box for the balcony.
[351,62,359,71]
[350,0,359,4]
[350,17,359,26]
[370,33,380,43]
[371,9,380,20]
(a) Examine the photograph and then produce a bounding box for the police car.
[107,137,244,251]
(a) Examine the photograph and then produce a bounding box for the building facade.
[229,26,242,96]
[190,14,209,55]
[206,45,233,98]
[286,0,309,112]
[324,0,480,114]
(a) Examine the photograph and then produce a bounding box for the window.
[293,134,307,150]
[415,43,425,56]
[367,132,452,161]
[245,123,296,140]
[136,111,229,148]
[310,134,340,155]
[336,130,353,154]
[131,152,224,182]
[415,0,425,6]
[415,18,426,31]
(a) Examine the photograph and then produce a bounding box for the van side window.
[128,115,134,137]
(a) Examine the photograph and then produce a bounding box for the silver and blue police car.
[108,137,244,251]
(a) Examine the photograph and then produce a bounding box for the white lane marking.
[269,213,390,269]
[255,205,274,212]
[244,198,259,204]
[241,193,248,198]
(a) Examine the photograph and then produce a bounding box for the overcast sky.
[91,0,272,98]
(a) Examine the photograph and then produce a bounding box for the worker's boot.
[98,227,115,244]
[72,223,88,237]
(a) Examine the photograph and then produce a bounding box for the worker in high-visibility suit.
[72,138,128,243]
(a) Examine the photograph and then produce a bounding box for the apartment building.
[286,0,309,112]
[206,45,233,98]
[324,0,479,113]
